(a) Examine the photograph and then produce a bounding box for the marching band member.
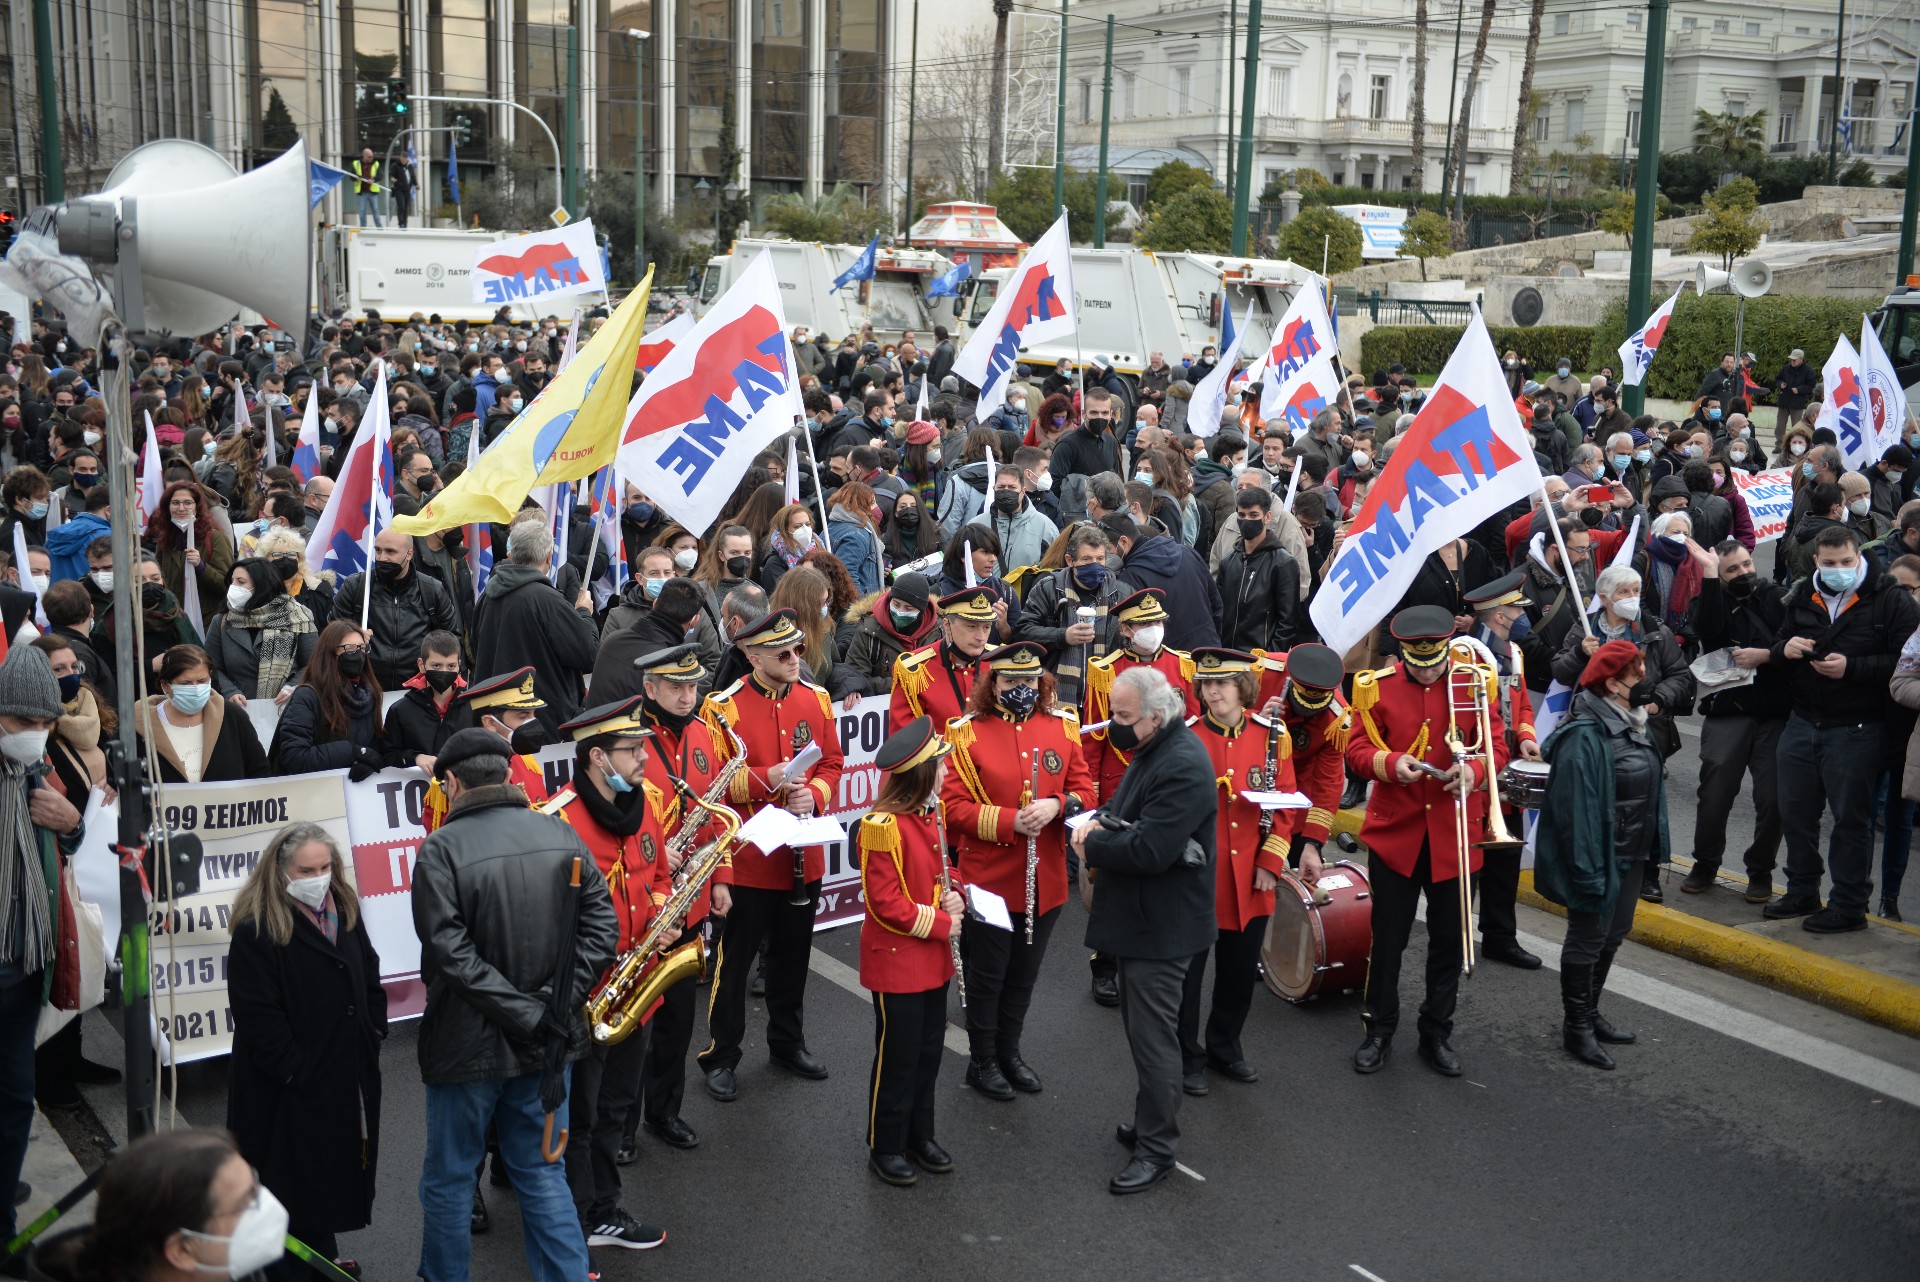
[941,641,1094,1100]
[888,586,996,733]
[543,696,673,1253]
[1344,605,1509,1079]
[422,666,552,831]
[629,644,736,1156]
[1083,588,1198,1007]
[1180,649,1304,1091]
[1260,642,1351,869]
[857,715,966,1187]
[697,609,846,1102]
[1464,570,1546,970]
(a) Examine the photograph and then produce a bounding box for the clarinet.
[932,798,966,1008]
[786,725,810,908]
[1259,680,1287,842]
[1023,757,1040,945]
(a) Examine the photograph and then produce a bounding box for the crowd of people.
[0,299,1913,1281]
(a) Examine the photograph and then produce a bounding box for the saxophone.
[586,782,744,1046]
[664,724,747,875]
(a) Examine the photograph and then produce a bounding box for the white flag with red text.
[1257,283,1344,436]
[951,213,1077,422]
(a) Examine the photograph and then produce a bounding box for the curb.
[1332,807,1920,1038]
[1517,870,1920,1039]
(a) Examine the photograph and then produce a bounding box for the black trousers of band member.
[637,963,698,1130]
[699,881,820,1074]
[867,985,948,1155]
[1479,822,1522,947]
[1363,843,1469,1041]
[564,1027,649,1224]
[961,906,1060,1063]
[1176,917,1268,1075]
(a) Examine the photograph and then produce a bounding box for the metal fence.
[1332,288,1480,325]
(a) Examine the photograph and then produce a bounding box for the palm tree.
[1449,0,1497,212]
[1509,0,1548,193]
[1410,0,1430,191]
[988,0,1013,177]
[1692,107,1770,160]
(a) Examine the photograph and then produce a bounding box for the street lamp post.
[624,28,650,286]
[1530,164,1571,239]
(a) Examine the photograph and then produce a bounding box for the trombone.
[1443,636,1525,976]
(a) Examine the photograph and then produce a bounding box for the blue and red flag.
[290,385,324,484]
[305,362,395,580]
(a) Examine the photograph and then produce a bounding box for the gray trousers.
[1561,860,1640,968]
[1116,954,1198,1165]
[1693,714,1784,876]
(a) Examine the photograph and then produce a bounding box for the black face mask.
[1628,678,1655,708]
[895,507,921,530]
[510,722,552,755]
[1107,718,1142,753]
[1726,572,1758,600]
[422,669,459,693]
[992,490,1020,515]
[1237,516,1266,541]
[374,560,404,584]
[140,583,169,612]
[338,651,368,678]
[270,556,300,584]
[725,555,752,579]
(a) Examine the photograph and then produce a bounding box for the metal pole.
[1440,0,1465,198]
[414,95,565,219]
[1898,57,1920,285]
[631,31,649,284]
[1225,0,1239,200]
[31,0,63,202]
[1826,1,1848,185]
[1230,0,1262,256]
[904,0,919,233]
[1094,16,1113,248]
[1623,0,1669,419]
[1053,0,1068,216]
[565,28,581,218]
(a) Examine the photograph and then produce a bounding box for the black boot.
[964,1056,1015,1101]
[1590,952,1636,1045]
[1560,963,1615,1070]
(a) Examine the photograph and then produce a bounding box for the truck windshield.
[968,278,999,328]
[699,265,724,305]
[1875,305,1918,368]
[867,280,921,335]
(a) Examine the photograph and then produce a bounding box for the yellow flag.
[392,268,653,534]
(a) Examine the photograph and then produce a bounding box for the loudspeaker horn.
[1695,263,1734,296]
[1731,259,1773,299]
[77,139,311,336]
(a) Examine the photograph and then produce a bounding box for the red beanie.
[1579,638,1642,691]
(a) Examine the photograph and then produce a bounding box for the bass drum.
[1260,859,1373,1004]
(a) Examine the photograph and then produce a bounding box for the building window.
[1627,11,1642,30]
[1744,21,1760,35]
[1553,13,1569,36]
[1264,166,1283,191]
[1565,98,1584,140]
[1119,69,1137,119]
[1681,16,1696,30]
[1532,109,1551,142]
[1713,19,1729,34]
[1777,106,1797,142]
[1078,77,1092,124]
[1267,66,1291,114]
[1625,104,1642,144]
[1369,74,1390,120]
[1171,65,1192,114]
[1795,27,1810,36]
[1127,179,1147,207]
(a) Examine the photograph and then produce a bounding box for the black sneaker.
[1762,893,1822,921]
[585,1209,666,1251]
[1802,907,1868,934]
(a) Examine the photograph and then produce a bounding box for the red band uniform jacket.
[1083,646,1201,803]
[940,707,1096,919]
[640,708,737,926]
[702,675,846,888]
[1195,712,1295,931]
[858,808,958,993]
[889,642,983,734]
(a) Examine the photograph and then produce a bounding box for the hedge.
[1359,325,1596,378]
[1585,295,1868,402]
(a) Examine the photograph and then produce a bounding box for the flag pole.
[801,421,833,554]
[1539,483,1595,639]
[579,478,603,592]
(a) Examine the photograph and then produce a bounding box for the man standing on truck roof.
[350,148,383,228]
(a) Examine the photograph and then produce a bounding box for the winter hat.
[0,643,64,721]
[890,572,931,611]
[905,420,939,446]
[1579,639,1643,692]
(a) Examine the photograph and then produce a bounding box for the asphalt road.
[74,885,1920,1282]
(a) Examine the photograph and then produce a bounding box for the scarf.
[1595,610,1644,645]
[575,771,650,838]
[1052,571,1111,704]
[0,761,52,973]
[341,680,374,722]
[1646,536,1703,630]
[768,529,807,569]
[224,593,317,699]
[57,689,102,754]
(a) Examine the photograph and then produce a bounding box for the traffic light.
[453,113,473,145]
[0,211,15,252]
[389,78,408,115]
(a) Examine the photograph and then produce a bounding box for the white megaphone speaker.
[1695,263,1734,296]
[1731,259,1773,299]
[69,138,310,336]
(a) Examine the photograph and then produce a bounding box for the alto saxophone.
[664,724,747,874]
[586,792,742,1046]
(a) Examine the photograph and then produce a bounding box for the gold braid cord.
[945,715,988,803]
[892,649,934,715]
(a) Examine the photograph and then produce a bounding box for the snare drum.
[1498,760,1551,811]
[1260,859,1372,1004]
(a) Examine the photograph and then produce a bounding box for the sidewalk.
[1332,809,1920,1039]
[16,1105,93,1246]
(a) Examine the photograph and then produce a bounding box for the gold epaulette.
[539,788,575,817]
[1331,707,1353,752]
[1349,666,1395,717]
[944,714,989,802]
[892,646,936,709]
[702,682,743,730]
[1176,650,1197,685]
[1085,652,1119,719]
[423,776,450,831]
[642,779,664,812]
[858,811,902,857]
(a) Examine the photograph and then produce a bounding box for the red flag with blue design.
[588,463,628,607]
[304,362,395,579]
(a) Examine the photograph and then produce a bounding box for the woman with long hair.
[228,821,386,1280]
[758,501,821,594]
[177,373,212,429]
[938,522,1021,642]
[205,429,260,512]
[732,480,789,554]
[824,481,884,594]
[131,644,270,783]
[206,558,317,708]
[145,480,234,635]
[1030,392,1075,450]
[694,523,757,605]
[855,716,964,1187]
[769,564,868,703]
[269,620,392,778]
[1151,445,1210,551]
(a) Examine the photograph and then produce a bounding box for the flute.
[933,798,965,1008]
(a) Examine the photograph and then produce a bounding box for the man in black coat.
[586,578,703,706]
[1072,665,1218,1196]
[1771,348,1817,444]
[1214,488,1301,652]
[1049,387,1123,492]
[471,522,601,734]
[331,528,460,689]
[1014,524,1132,712]
[1100,514,1223,652]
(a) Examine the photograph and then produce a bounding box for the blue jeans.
[356,192,383,227]
[419,1069,587,1282]
[1776,715,1884,916]
[0,973,40,1239]
[1874,771,1914,908]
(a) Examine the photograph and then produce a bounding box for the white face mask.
[180,1182,290,1277]
[285,872,332,911]
[82,430,101,447]
[0,728,49,766]
[173,515,193,531]
[672,548,699,571]
[1849,497,1871,517]
[29,574,48,594]
[226,585,253,612]
[792,526,814,549]
[1130,623,1165,654]
[1790,441,1808,457]
[1730,449,1747,463]
[90,570,113,592]
[1035,470,1053,491]
[1610,597,1641,621]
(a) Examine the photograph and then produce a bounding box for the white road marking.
[1350,1265,1390,1282]
[1175,1161,1205,1181]
[810,948,969,1056]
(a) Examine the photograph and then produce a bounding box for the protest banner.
[1728,468,1795,545]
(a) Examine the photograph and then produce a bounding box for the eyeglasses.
[767,646,804,661]
[337,645,367,656]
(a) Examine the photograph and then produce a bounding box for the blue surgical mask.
[644,578,665,599]
[602,758,635,794]
[26,501,47,520]
[1072,562,1108,592]
[168,682,213,714]
[1803,462,1816,479]
[1707,407,1722,421]
[1817,563,1861,595]
[631,502,654,523]
[204,440,217,457]
[1557,365,1571,376]
[1633,449,1652,466]
[1610,454,1631,473]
